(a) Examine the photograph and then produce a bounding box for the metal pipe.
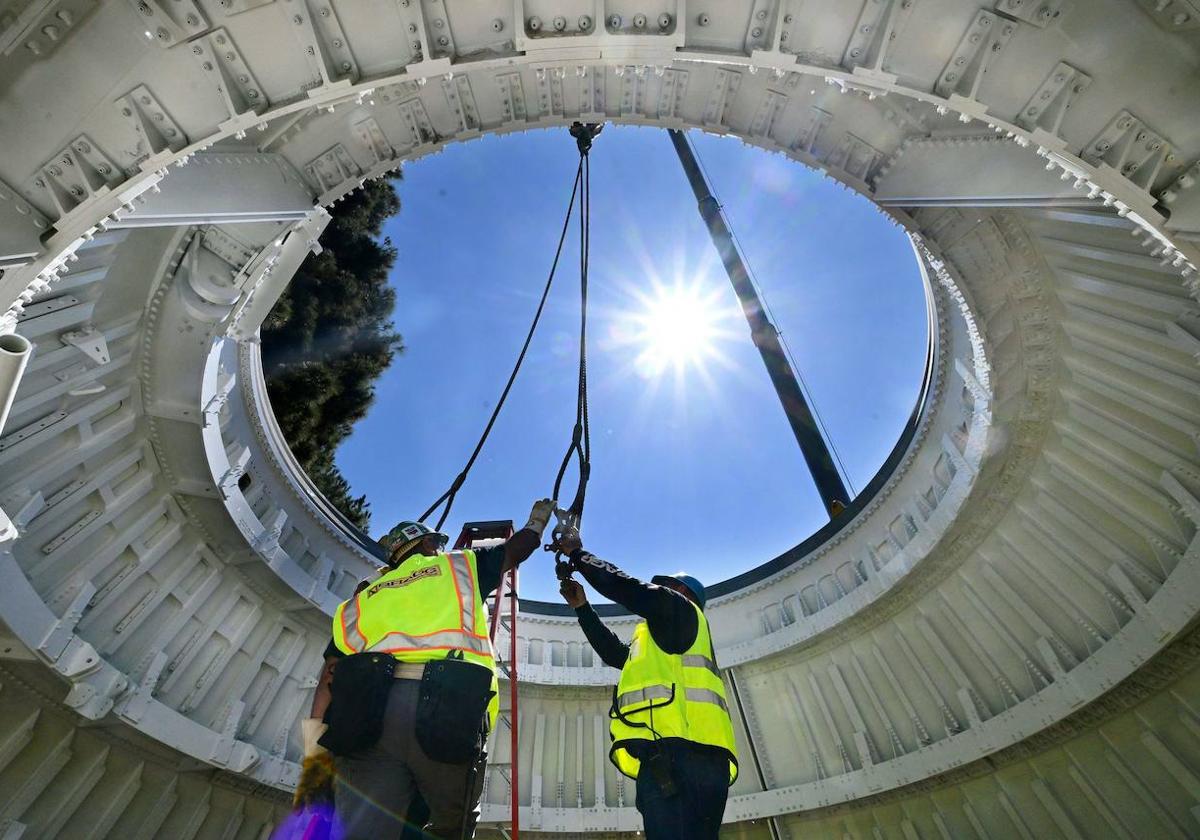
[0,332,32,439]
[667,129,850,517]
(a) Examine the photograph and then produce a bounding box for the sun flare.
[622,282,734,379]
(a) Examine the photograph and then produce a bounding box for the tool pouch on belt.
[318,652,397,756]
[641,742,678,797]
[415,653,495,764]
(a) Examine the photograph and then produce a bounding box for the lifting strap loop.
[553,126,597,524]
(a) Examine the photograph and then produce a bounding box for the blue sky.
[335,126,927,602]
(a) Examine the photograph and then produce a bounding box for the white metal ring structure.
[1,1,1199,837]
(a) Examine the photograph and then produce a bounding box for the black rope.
[552,138,593,522]
[420,158,585,530]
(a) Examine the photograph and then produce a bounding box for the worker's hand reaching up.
[560,578,588,608]
[525,498,557,536]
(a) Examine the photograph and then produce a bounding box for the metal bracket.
[218,0,276,16]
[304,144,362,193]
[934,11,1016,100]
[352,117,395,164]
[497,72,529,124]
[61,327,110,365]
[286,0,359,90]
[32,137,121,217]
[442,74,480,133]
[124,0,209,48]
[1084,111,1180,194]
[749,89,788,140]
[994,0,1068,28]
[115,85,187,159]
[1016,62,1091,136]
[192,28,267,118]
[703,68,742,128]
[657,68,688,119]
[397,97,437,148]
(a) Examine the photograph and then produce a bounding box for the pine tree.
[260,179,403,530]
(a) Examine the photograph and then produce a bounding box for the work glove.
[293,719,335,809]
[560,578,588,608]
[524,498,556,537]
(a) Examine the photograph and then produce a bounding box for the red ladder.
[455,521,519,840]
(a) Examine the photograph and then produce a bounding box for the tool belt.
[640,741,678,797]
[318,652,396,756]
[415,652,495,764]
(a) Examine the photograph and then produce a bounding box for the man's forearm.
[309,656,337,719]
[575,603,629,668]
[569,550,670,615]
[501,527,542,572]
[569,550,698,654]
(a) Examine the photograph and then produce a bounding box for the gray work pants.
[334,678,486,839]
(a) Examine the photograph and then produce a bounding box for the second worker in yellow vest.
[555,530,738,840]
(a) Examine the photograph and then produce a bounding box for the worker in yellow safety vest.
[553,529,738,840]
[299,499,556,840]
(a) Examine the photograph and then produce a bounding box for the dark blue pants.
[634,742,729,840]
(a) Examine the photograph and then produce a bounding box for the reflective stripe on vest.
[616,684,730,715]
[368,628,491,657]
[338,596,368,652]
[682,653,721,677]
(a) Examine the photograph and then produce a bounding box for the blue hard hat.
[651,572,707,608]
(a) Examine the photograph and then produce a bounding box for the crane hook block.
[569,121,604,155]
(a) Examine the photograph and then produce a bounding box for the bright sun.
[623,282,734,378]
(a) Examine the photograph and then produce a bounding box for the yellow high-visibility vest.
[332,550,498,728]
[609,600,738,784]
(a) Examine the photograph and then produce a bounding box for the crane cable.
[421,125,598,532]
[552,127,595,524]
